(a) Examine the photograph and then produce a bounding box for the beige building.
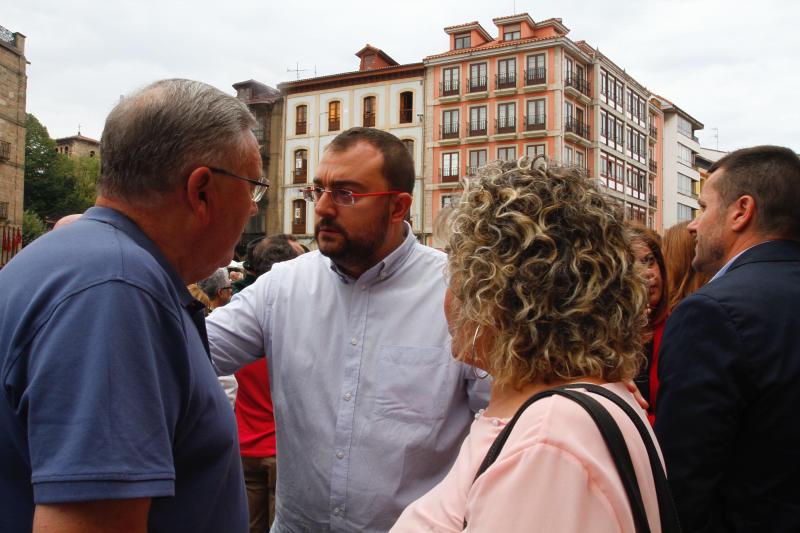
[0,24,26,267]
[233,79,284,240]
[54,134,100,158]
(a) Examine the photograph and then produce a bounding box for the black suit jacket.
[655,240,800,532]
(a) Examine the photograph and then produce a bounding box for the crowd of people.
[0,77,798,533]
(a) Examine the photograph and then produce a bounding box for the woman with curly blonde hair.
[392,158,671,532]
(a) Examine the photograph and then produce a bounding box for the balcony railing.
[295,121,307,135]
[0,201,7,220]
[328,118,341,131]
[524,114,546,131]
[439,167,460,183]
[293,167,307,184]
[649,125,657,138]
[495,72,517,90]
[495,117,516,134]
[565,117,590,139]
[648,194,658,208]
[363,112,375,127]
[565,72,591,97]
[524,67,546,85]
[649,160,657,172]
[468,76,487,92]
[440,80,459,97]
[399,108,413,124]
[466,166,480,176]
[0,140,10,161]
[440,123,460,140]
[467,119,487,136]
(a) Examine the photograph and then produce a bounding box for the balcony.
[495,73,517,90]
[649,160,657,173]
[524,68,546,86]
[565,117,590,140]
[293,167,307,184]
[439,167,460,183]
[467,119,487,137]
[565,72,591,100]
[440,80,460,97]
[495,117,516,135]
[524,114,546,132]
[648,194,658,208]
[440,123,460,140]
[363,112,375,127]
[0,140,10,161]
[399,108,413,124]
[649,125,657,138]
[467,76,488,93]
[328,118,341,131]
[295,121,307,135]
[466,166,480,176]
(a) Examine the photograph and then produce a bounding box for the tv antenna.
[287,62,310,80]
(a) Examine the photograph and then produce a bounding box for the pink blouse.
[391,382,663,532]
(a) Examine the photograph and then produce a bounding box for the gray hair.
[197,268,230,300]
[98,78,256,202]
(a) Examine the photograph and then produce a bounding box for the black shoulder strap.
[466,385,678,532]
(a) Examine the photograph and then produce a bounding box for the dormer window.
[454,33,471,49]
[503,24,521,41]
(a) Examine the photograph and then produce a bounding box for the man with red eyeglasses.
[208,127,490,532]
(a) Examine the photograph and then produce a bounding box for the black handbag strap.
[465,384,681,532]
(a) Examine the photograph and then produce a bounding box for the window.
[503,24,521,41]
[526,99,545,130]
[468,149,487,175]
[328,101,341,131]
[441,67,459,96]
[564,146,573,165]
[469,62,488,92]
[497,146,516,162]
[292,199,307,234]
[399,91,413,123]
[89,150,95,158]
[441,109,459,139]
[600,151,625,191]
[525,53,546,85]
[678,143,693,166]
[497,102,516,133]
[296,105,307,134]
[455,33,470,49]
[293,149,308,184]
[403,139,414,161]
[526,144,546,159]
[497,58,516,89]
[363,96,376,127]
[441,194,457,209]
[575,150,585,169]
[678,173,694,196]
[469,106,487,136]
[678,116,694,138]
[677,203,696,222]
[442,152,459,182]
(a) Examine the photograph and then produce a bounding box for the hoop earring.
[469,325,490,380]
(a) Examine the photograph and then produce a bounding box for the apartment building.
[423,12,701,235]
[278,46,424,244]
[0,24,26,267]
[232,79,283,239]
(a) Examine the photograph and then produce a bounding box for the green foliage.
[23,114,99,223]
[22,209,46,246]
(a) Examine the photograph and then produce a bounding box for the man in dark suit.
[655,145,800,532]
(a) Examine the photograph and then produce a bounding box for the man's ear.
[730,194,756,233]
[186,167,213,224]
[389,192,413,224]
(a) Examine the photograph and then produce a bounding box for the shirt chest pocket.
[372,345,456,423]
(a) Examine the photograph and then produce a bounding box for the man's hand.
[34,498,150,533]
[625,380,649,411]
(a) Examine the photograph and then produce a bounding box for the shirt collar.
[328,221,417,285]
[710,241,773,282]
[82,206,196,308]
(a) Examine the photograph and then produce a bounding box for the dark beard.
[314,208,390,269]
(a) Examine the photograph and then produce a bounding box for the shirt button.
[343,392,352,401]
[336,450,345,459]
[350,337,358,345]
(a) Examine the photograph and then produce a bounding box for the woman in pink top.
[392,157,665,532]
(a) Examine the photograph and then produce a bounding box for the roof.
[355,44,399,67]
[425,34,570,61]
[492,13,535,27]
[279,62,424,94]
[54,134,100,145]
[653,94,705,129]
[231,79,282,105]
[443,20,493,42]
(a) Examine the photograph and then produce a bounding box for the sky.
[6,0,798,152]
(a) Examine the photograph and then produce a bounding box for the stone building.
[0,24,26,267]
[54,133,100,158]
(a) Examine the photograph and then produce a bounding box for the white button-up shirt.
[208,226,490,532]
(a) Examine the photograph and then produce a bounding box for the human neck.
[485,376,606,418]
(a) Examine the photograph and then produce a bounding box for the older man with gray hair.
[0,79,264,532]
[198,267,234,311]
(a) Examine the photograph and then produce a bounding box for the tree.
[24,114,99,223]
[22,209,46,245]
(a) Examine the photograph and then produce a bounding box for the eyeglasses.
[301,186,402,207]
[208,167,269,202]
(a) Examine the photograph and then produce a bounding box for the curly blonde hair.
[447,157,647,389]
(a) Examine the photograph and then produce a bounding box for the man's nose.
[314,189,337,217]
[249,199,258,217]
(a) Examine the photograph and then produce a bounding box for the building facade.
[0,25,26,267]
[233,79,283,241]
[279,46,425,245]
[54,134,100,158]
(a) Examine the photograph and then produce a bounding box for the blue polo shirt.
[0,207,247,532]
